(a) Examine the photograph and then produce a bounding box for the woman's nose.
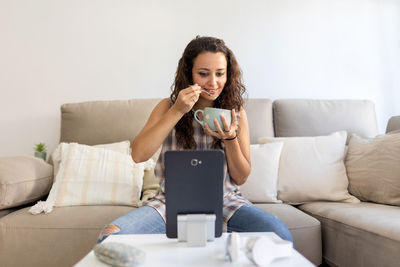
[208,75,218,87]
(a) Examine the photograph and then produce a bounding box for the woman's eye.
[216,72,225,77]
[199,72,208,77]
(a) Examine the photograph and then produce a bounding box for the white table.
[75,233,315,267]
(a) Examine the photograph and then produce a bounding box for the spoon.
[201,89,217,98]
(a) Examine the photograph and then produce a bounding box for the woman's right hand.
[172,84,202,115]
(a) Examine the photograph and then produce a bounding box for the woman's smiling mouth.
[202,89,217,96]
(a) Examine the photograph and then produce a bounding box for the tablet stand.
[177,214,216,246]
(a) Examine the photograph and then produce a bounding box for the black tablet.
[165,150,224,239]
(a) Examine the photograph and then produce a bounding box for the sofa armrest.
[386,116,400,133]
[0,156,53,210]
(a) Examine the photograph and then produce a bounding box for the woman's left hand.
[204,109,238,140]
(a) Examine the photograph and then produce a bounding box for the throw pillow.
[0,156,53,210]
[51,140,131,179]
[346,133,400,205]
[239,142,284,203]
[29,143,154,214]
[140,146,162,203]
[259,131,359,204]
[51,140,160,201]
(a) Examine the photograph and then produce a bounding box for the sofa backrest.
[59,98,378,146]
[386,116,400,133]
[59,98,274,145]
[60,99,161,145]
[244,98,274,143]
[273,99,378,140]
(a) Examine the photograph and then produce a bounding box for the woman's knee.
[228,205,293,242]
[257,214,293,242]
[97,224,120,243]
[274,222,293,243]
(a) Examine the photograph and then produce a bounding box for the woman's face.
[192,52,227,101]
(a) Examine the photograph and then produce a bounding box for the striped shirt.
[144,113,251,231]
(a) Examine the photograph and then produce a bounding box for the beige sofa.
[1,98,399,267]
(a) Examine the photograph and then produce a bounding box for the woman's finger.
[214,118,225,136]
[231,109,237,125]
[183,85,201,104]
[180,86,201,104]
[204,122,218,137]
[173,84,202,114]
[183,84,201,95]
[220,114,230,132]
[191,90,201,101]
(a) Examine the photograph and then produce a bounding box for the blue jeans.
[97,206,165,243]
[98,205,293,243]
[227,205,293,242]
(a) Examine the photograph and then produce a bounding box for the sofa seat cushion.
[0,206,135,267]
[254,203,322,265]
[298,202,400,267]
[0,208,16,219]
[1,204,321,266]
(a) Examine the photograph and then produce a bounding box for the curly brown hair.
[170,36,247,149]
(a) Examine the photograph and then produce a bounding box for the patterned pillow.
[51,140,132,179]
[29,143,154,214]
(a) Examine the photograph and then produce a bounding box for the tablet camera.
[190,159,202,166]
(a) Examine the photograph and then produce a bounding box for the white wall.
[1,0,399,157]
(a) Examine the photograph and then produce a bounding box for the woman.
[98,36,293,243]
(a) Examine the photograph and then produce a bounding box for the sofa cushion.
[140,146,162,202]
[298,202,400,267]
[386,115,400,133]
[346,132,400,206]
[0,204,321,267]
[243,98,274,143]
[31,143,155,214]
[254,203,321,265]
[51,140,132,179]
[0,206,135,267]
[259,131,358,204]
[60,98,274,146]
[239,142,283,203]
[60,99,161,145]
[0,156,53,210]
[273,99,378,142]
[0,208,16,218]
[51,140,160,204]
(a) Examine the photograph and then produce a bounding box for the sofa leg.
[319,258,336,267]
